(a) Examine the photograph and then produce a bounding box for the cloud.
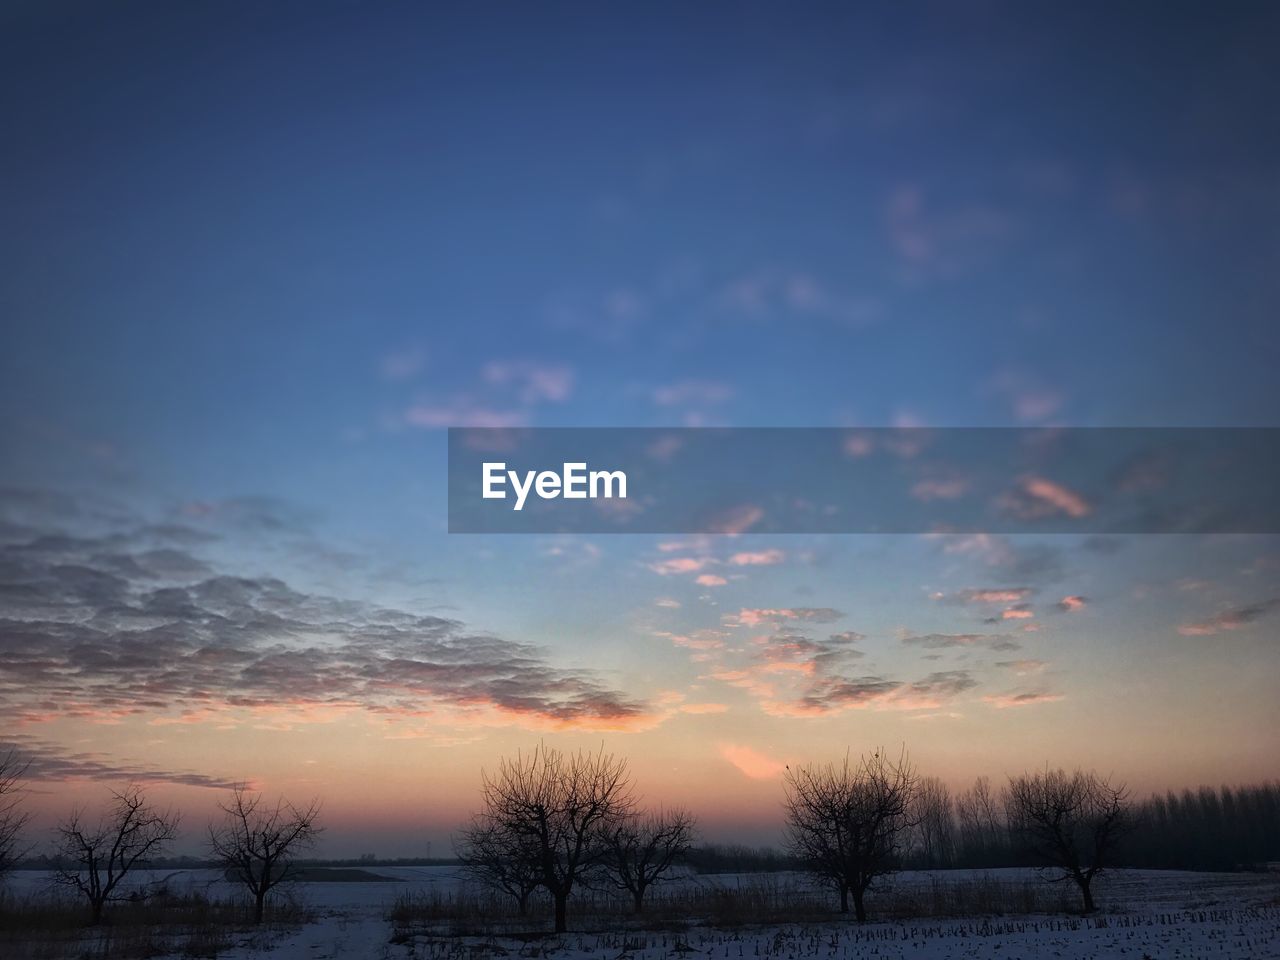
[654,597,681,609]
[717,269,879,329]
[661,630,728,654]
[705,504,764,535]
[728,549,786,566]
[0,510,654,735]
[947,588,1034,604]
[900,633,1020,651]
[379,347,426,382]
[651,380,733,408]
[885,185,1015,279]
[403,360,573,429]
[719,743,786,780]
[2,735,237,789]
[787,670,977,716]
[911,478,970,502]
[706,625,977,719]
[982,370,1065,423]
[404,404,527,429]
[696,574,728,587]
[482,361,574,404]
[727,608,844,628]
[1177,599,1279,636]
[1000,476,1092,520]
[928,534,1065,583]
[648,556,712,576]
[983,691,1065,709]
[1056,595,1087,613]
[995,659,1047,676]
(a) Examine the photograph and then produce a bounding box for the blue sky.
[1,1,1277,852]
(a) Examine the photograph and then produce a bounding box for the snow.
[6,867,1279,959]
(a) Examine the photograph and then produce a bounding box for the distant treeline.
[681,843,800,874]
[685,780,1280,876]
[899,778,1280,873]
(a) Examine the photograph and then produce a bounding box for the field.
[3,866,1279,959]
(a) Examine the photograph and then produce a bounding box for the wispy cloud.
[1177,599,1279,636]
[725,608,844,628]
[983,691,1064,709]
[901,633,1021,651]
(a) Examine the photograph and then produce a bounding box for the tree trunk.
[254,890,266,924]
[553,891,568,933]
[633,888,645,914]
[852,887,867,923]
[517,889,529,915]
[839,884,849,914]
[89,897,104,925]
[1079,877,1095,914]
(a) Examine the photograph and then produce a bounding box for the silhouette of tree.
[602,807,697,913]
[0,749,29,882]
[53,785,180,924]
[456,813,543,913]
[477,744,634,933]
[208,785,322,924]
[784,748,918,921]
[1006,768,1129,913]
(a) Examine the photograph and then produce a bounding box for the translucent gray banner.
[447,428,1280,534]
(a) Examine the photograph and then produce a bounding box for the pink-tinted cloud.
[696,574,728,587]
[1056,595,1087,612]
[942,587,1034,605]
[706,504,764,535]
[1002,475,1092,519]
[727,608,843,628]
[649,556,712,576]
[1001,606,1034,620]
[728,549,786,566]
[719,743,786,780]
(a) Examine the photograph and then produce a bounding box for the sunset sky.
[2,2,1278,856]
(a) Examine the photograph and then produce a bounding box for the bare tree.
[0,749,30,882]
[53,785,180,924]
[478,744,634,933]
[602,807,697,913]
[784,748,919,921]
[1005,768,1130,913]
[912,776,954,867]
[208,785,322,924]
[455,813,543,913]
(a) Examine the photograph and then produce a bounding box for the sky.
[1,1,1278,856]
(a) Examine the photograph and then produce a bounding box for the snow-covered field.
[5,866,1280,959]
